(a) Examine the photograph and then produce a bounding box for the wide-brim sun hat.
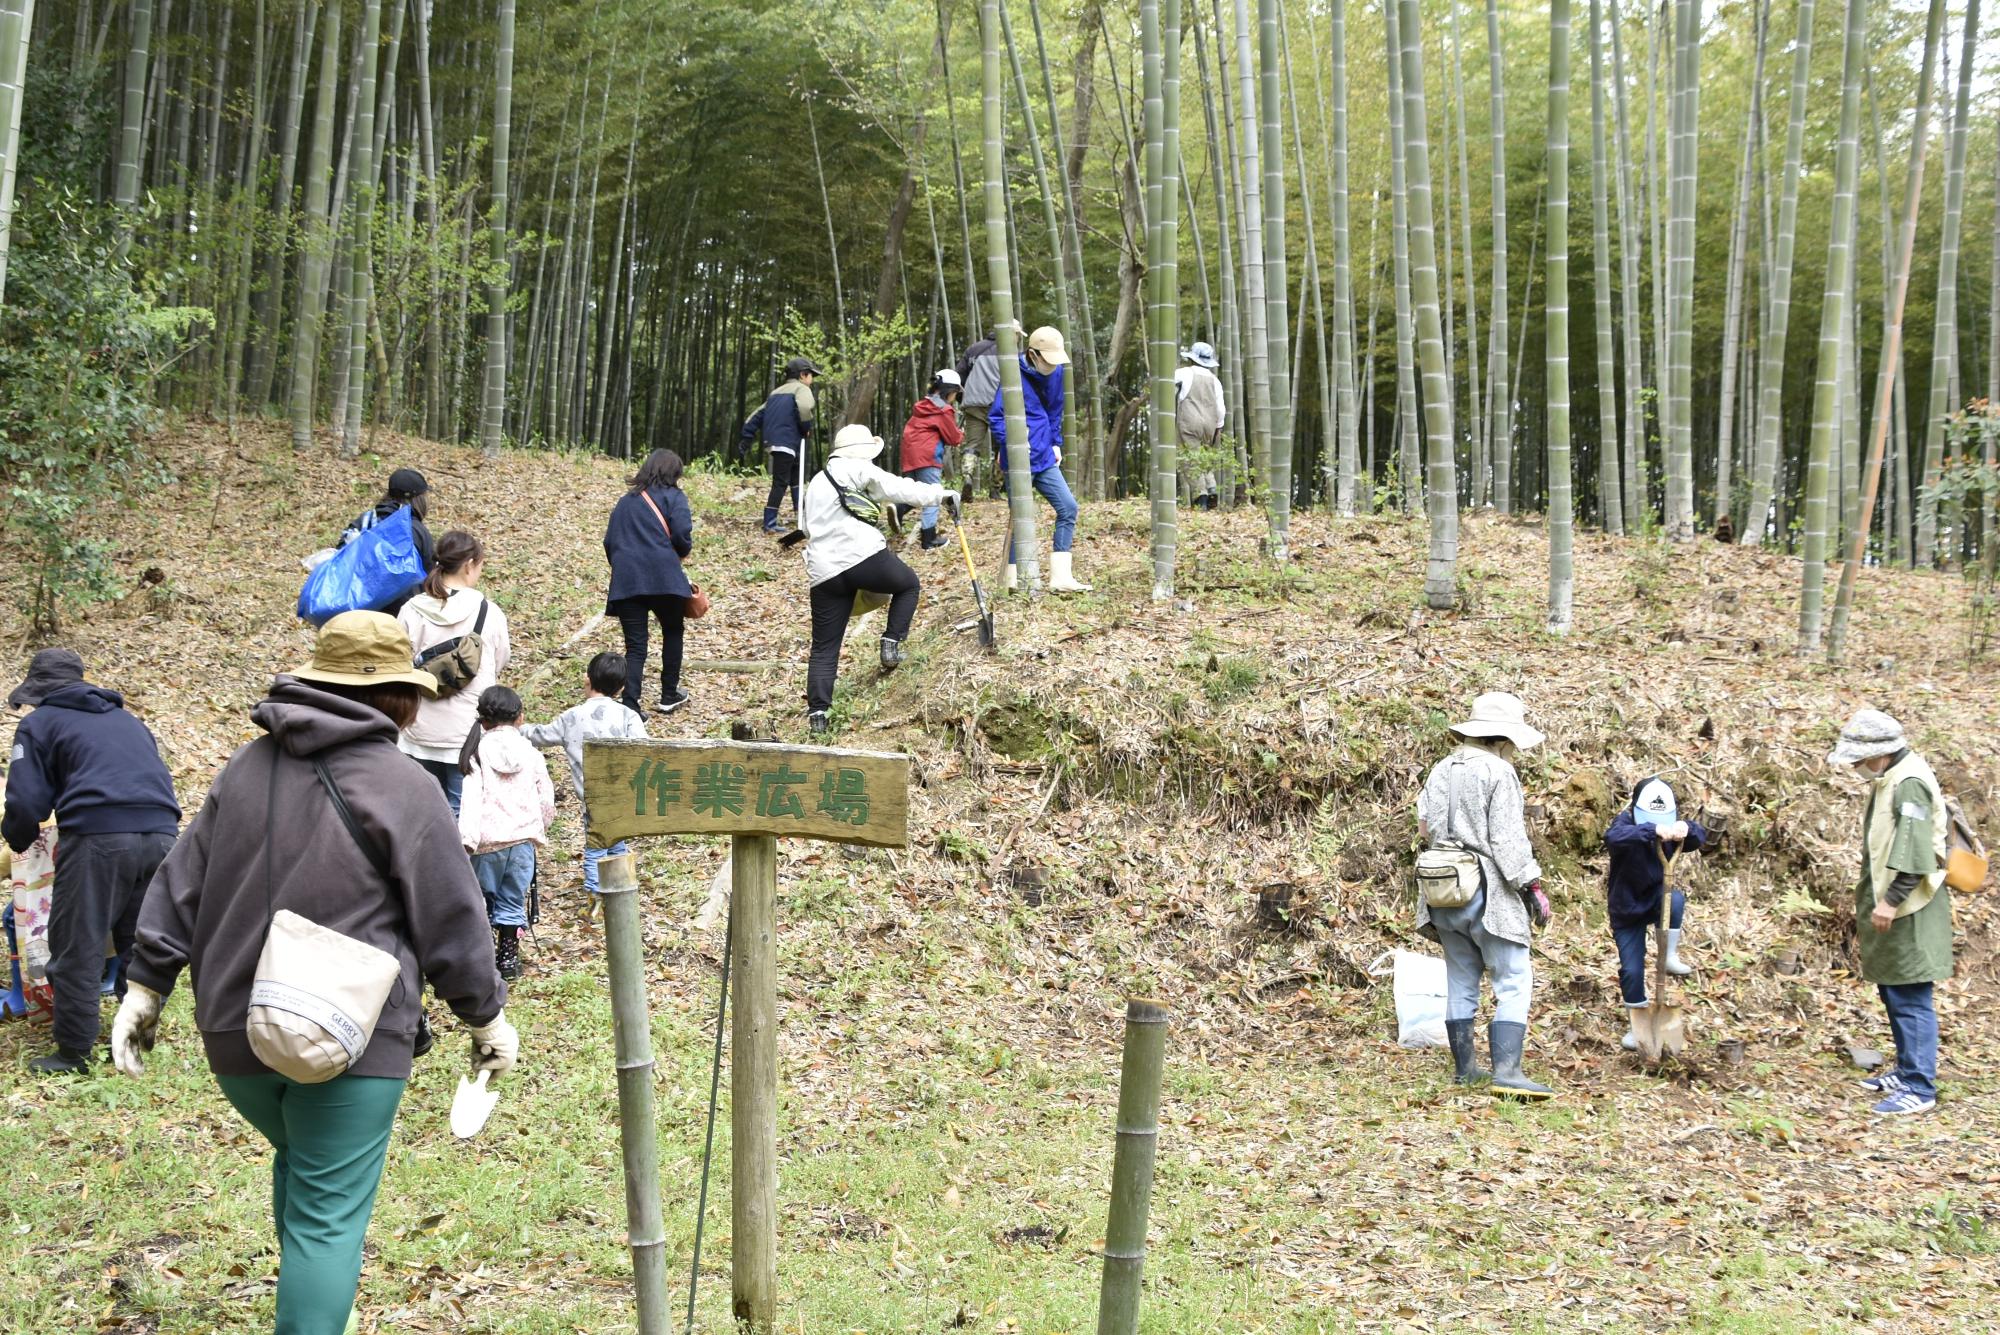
[1183,341,1219,368]
[1026,326,1071,366]
[830,423,886,461]
[1826,708,1905,765]
[1449,691,1545,749]
[293,611,440,698]
[7,647,86,709]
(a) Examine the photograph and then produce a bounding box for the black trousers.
[806,549,921,711]
[764,449,800,517]
[46,830,175,1050]
[613,594,687,707]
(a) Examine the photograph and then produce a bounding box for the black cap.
[386,467,429,498]
[784,356,820,378]
[8,648,85,709]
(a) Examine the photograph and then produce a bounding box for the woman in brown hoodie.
[111,612,516,1335]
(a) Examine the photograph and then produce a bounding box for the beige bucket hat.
[830,423,886,461]
[292,611,440,698]
[1449,691,1545,749]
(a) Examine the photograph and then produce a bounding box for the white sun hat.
[1826,708,1906,765]
[830,423,886,461]
[1448,691,1545,749]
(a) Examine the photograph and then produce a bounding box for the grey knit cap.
[1826,708,1906,765]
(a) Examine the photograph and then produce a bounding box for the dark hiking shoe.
[30,1046,89,1075]
[919,528,948,550]
[1445,1018,1490,1086]
[880,637,905,670]
[413,1011,436,1059]
[495,927,522,982]
[1488,1021,1553,1099]
[657,690,691,716]
[807,710,831,737]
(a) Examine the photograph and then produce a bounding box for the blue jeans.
[416,759,463,816]
[583,842,628,896]
[1007,466,1081,558]
[472,842,535,928]
[905,466,943,530]
[1611,891,1685,1005]
[1432,892,1533,1025]
[1879,982,1939,1100]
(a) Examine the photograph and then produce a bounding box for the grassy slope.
[2,420,1997,1333]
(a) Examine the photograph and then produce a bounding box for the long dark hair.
[422,530,485,601]
[628,449,684,494]
[384,489,431,522]
[459,685,524,776]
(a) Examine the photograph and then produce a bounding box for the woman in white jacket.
[397,530,511,813]
[802,423,955,734]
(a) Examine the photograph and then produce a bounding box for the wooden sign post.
[583,737,909,1333]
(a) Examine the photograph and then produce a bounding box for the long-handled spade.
[951,509,997,651]
[1632,845,1687,1061]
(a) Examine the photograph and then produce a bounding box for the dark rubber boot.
[920,527,947,550]
[761,506,780,534]
[1489,1020,1554,1099]
[413,1010,436,1059]
[1445,1018,1490,1086]
[30,1045,89,1075]
[808,710,831,736]
[495,926,522,981]
[880,637,904,670]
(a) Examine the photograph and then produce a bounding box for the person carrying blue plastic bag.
[297,506,428,625]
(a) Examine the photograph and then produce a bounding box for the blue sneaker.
[1858,1070,1903,1094]
[1872,1089,1936,1117]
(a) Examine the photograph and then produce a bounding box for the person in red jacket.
[898,369,965,550]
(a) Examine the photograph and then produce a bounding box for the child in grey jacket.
[521,652,649,906]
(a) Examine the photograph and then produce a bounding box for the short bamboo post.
[730,832,779,1331]
[598,852,670,1335]
[1095,998,1170,1335]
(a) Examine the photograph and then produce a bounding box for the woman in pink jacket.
[458,686,554,979]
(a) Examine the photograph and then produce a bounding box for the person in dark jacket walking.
[989,326,1091,593]
[4,649,180,1075]
[1604,778,1707,1050]
[955,333,1000,495]
[604,449,696,716]
[337,467,437,615]
[898,369,965,549]
[743,357,818,533]
[111,612,516,1335]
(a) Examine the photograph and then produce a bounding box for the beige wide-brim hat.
[1826,708,1905,765]
[1026,325,1071,366]
[293,611,440,698]
[1449,691,1545,749]
[830,423,886,461]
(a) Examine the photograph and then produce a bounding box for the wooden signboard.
[583,737,908,849]
[582,735,909,1335]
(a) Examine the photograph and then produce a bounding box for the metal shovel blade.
[1632,1001,1686,1061]
[450,1069,500,1139]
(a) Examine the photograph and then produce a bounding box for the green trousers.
[216,1073,407,1335]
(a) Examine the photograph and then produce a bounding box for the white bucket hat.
[1449,691,1545,749]
[829,423,886,461]
[1182,341,1220,369]
[1827,708,1906,765]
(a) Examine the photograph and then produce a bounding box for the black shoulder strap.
[313,755,394,885]
[472,595,489,636]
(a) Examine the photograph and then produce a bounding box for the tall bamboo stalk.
[1142,0,1183,599]
[1094,999,1169,1335]
[287,0,340,453]
[982,0,1041,591]
[1609,0,1645,527]
[1917,0,1980,565]
[1547,0,1575,630]
[1002,0,1076,458]
[1256,0,1292,555]
[113,0,153,242]
[1712,0,1766,529]
[0,0,33,306]
[479,0,516,456]
[1028,0,1103,486]
[338,0,383,459]
[1482,0,1509,511]
[1660,0,1699,539]
[1398,0,1458,608]
[1230,0,1271,495]
[1586,0,1620,536]
[1387,0,1419,511]
[1447,0,1481,506]
[1329,0,1359,515]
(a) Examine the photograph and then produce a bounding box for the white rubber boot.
[1002,563,1018,592]
[1621,1003,1645,1052]
[1661,926,1693,976]
[1048,550,1092,593]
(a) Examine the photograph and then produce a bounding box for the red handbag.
[640,489,708,619]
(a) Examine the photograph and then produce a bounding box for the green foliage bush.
[0,188,207,635]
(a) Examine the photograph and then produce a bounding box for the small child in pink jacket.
[459,686,554,980]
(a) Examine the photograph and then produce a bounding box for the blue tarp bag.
[296,505,425,624]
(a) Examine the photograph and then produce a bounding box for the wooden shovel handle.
[1655,844,1678,1000]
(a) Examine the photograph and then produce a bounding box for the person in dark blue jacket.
[743,357,818,533]
[1605,777,1708,1050]
[989,325,1092,593]
[603,450,696,717]
[4,649,180,1074]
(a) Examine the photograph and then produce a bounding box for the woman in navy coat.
[603,450,695,715]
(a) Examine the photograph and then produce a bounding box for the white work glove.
[111,982,165,1077]
[469,1010,519,1077]
[1658,820,1690,843]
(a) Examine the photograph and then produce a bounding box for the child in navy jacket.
[1606,777,1708,1049]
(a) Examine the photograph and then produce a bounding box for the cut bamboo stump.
[731,833,778,1330]
[598,852,670,1335]
[1096,998,1170,1335]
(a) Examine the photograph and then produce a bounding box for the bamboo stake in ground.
[730,833,778,1330]
[597,852,670,1335]
[1095,998,1170,1335]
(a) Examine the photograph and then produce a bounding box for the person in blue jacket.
[743,357,818,533]
[603,450,696,717]
[3,649,181,1074]
[989,325,1092,594]
[1605,777,1708,1050]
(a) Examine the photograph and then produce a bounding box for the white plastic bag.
[1368,949,1449,1050]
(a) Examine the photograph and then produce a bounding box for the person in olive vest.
[1827,709,1952,1117]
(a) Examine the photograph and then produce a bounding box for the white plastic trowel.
[450,1069,501,1139]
